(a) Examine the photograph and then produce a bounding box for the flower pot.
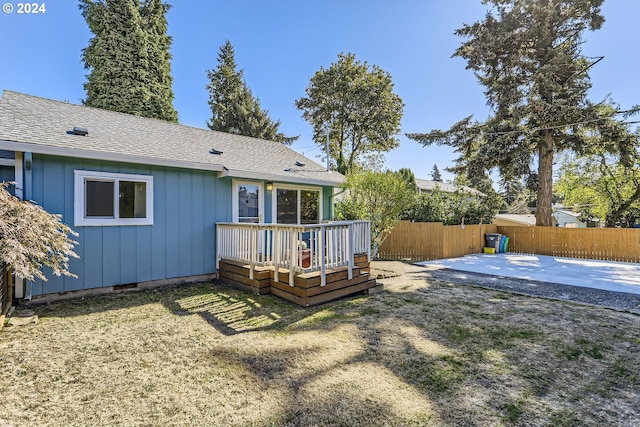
[300,249,311,268]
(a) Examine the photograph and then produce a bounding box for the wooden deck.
[218,253,377,306]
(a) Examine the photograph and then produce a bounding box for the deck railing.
[216,221,371,287]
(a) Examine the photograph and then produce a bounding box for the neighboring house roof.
[0,90,343,187]
[493,214,538,226]
[415,178,484,195]
[554,210,581,219]
[553,210,586,228]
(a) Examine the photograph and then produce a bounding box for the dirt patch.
[371,260,426,277]
[1,264,639,426]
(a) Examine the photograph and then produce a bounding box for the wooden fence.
[500,226,640,262]
[378,221,498,261]
[379,221,640,263]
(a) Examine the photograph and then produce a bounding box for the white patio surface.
[416,253,640,296]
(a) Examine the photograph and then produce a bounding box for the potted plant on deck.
[298,240,311,268]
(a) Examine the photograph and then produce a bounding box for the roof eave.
[0,140,225,172]
[218,168,344,187]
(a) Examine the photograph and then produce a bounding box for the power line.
[404,115,640,139]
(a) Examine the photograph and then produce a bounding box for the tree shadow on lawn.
[191,293,550,426]
[162,284,637,426]
[24,278,640,426]
[29,281,314,335]
[165,282,312,335]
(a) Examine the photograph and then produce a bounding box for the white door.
[233,181,264,223]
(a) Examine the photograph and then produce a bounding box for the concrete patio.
[416,253,640,296]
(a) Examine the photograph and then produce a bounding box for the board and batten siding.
[28,154,231,296]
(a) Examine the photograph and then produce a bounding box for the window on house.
[276,189,298,224]
[74,170,153,226]
[275,186,321,225]
[301,190,319,224]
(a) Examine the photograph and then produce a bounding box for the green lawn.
[1,263,638,426]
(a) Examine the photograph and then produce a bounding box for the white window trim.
[271,183,322,225]
[74,170,154,227]
[232,179,264,223]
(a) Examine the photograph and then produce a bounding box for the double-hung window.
[274,185,321,225]
[74,170,153,226]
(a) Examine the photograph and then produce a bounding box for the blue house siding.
[28,154,231,297]
[322,186,334,220]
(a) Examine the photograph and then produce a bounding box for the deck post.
[215,224,221,269]
[273,226,280,283]
[366,221,371,262]
[249,226,256,280]
[320,225,326,287]
[289,229,296,286]
[347,223,353,280]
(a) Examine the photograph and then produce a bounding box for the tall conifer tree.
[80,0,177,122]
[206,40,296,144]
[407,0,638,226]
[140,0,178,122]
[430,164,442,182]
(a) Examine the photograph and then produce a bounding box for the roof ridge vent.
[72,126,88,136]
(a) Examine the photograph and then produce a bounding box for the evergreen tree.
[206,40,296,144]
[140,0,178,122]
[430,164,442,182]
[407,0,637,226]
[80,0,178,122]
[397,168,417,192]
[499,177,528,210]
[205,40,243,134]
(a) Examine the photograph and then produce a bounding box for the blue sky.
[1,1,638,181]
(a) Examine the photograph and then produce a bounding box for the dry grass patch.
[1,264,639,426]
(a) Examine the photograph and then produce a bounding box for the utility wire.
[478,117,637,137]
[403,115,640,138]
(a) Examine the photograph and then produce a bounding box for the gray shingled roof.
[0,90,344,186]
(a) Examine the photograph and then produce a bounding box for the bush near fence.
[379,221,640,263]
